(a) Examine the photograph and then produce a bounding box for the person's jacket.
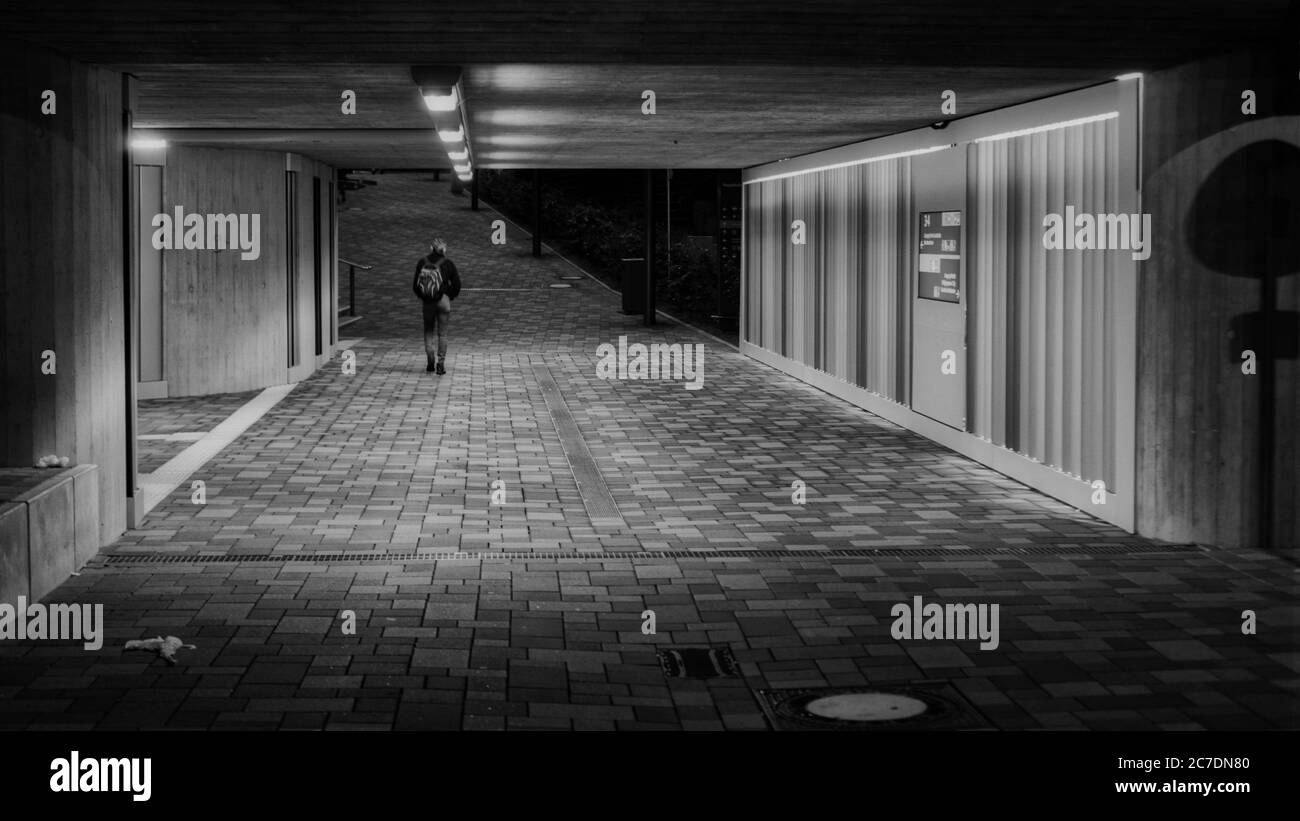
[412,253,462,302]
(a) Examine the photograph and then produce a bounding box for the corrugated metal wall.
[745,158,913,400]
[966,118,1120,489]
[745,116,1122,490]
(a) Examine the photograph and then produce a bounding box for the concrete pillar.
[0,44,128,545]
[644,169,655,326]
[532,169,542,257]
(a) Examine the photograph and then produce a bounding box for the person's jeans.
[422,294,451,364]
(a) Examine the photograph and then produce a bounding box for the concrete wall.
[0,43,128,547]
[147,146,336,396]
[1138,48,1300,549]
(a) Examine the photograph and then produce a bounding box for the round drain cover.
[805,693,928,722]
[762,685,977,729]
[548,283,571,288]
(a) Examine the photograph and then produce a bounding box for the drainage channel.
[100,543,1202,565]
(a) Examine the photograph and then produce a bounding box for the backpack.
[416,258,444,301]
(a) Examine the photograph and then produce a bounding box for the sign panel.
[918,210,962,303]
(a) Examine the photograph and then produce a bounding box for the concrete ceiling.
[126,63,1114,169]
[4,0,1291,170]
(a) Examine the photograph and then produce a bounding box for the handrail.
[338,258,374,318]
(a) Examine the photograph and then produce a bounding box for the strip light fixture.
[423,85,460,112]
[746,144,951,185]
[970,111,1118,144]
[747,110,1121,185]
[413,65,474,179]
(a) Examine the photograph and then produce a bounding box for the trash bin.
[621,258,645,315]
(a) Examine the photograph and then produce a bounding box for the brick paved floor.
[137,389,262,473]
[2,174,1295,730]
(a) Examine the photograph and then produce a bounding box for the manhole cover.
[755,683,989,731]
[548,283,572,288]
[657,647,739,679]
[805,693,928,721]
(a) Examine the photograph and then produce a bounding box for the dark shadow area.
[1191,138,1300,550]
[478,169,741,344]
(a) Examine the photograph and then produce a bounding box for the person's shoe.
[426,359,436,372]
[435,361,446,375]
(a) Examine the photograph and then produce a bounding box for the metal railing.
[337,257,373,317]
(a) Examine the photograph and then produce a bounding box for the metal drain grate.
[657,647,740,679]
[100,542,1201,565]
[755,683,991,731]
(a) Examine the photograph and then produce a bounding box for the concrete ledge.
[24,479,74,601]
[0,465,101,602]
[70,465,100,570]
[0,502,29,605]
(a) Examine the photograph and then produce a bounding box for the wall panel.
[157,147,336,396]
[965,118,1118,486]
[743,157,912,405]
[162,146,289,395]
[743,81,1138,531]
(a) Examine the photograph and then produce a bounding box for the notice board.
[918,210,962,303]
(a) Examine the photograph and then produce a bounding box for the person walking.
[412,236,462,374]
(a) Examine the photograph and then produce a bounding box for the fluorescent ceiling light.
[438,126,464,143]
[448,149,468,161]
[130,138,167,149]
[480,134,552,147]
[971,111,1118,144]
[746,144,951,185]
[747,109,1122,186]
[453,163,471,173]
[458,173,473,181]
[423,86,460,112]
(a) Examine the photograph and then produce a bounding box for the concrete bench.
[0,465,100,603]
